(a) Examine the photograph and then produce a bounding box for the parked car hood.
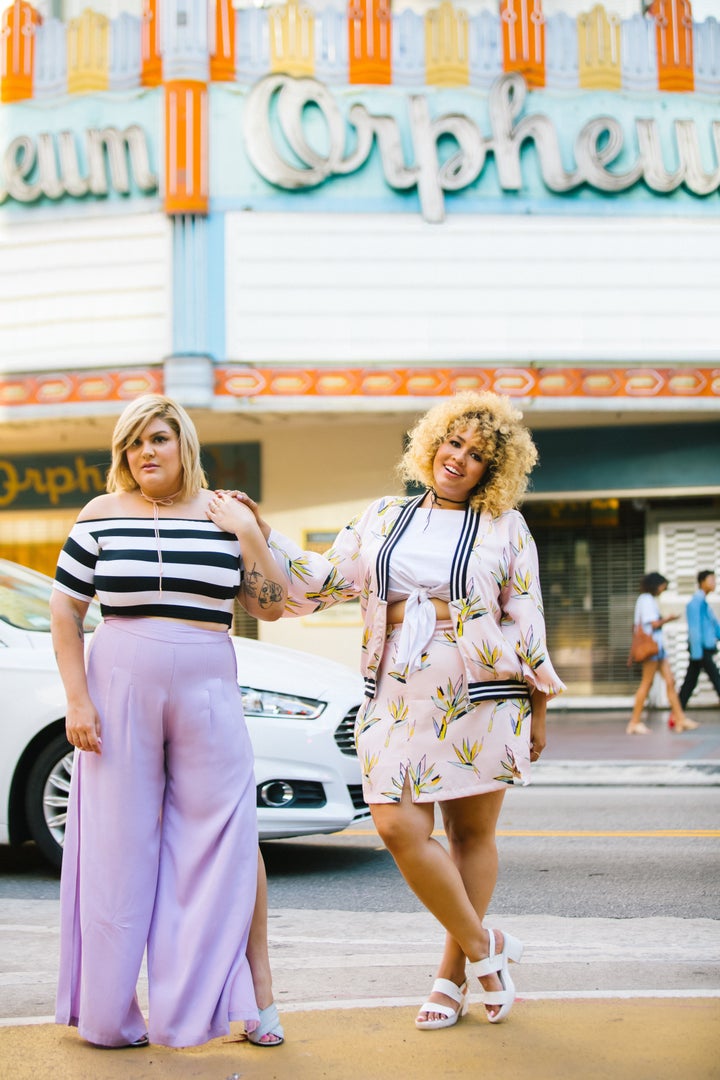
[232,636,362,700]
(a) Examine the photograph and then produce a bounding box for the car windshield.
[0,559,102,632]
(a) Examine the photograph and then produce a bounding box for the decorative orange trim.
[214,366,720,399]
[1,0,41,103]
[164,80,209,215]
[2,367,718,411]
[0,369,163,408]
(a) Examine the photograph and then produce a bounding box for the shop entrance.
[524,500,645,695]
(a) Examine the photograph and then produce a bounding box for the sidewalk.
[1,998,717,1080]
[537,707,720,785]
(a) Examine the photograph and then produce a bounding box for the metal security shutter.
[524,505,645,695]
[660,523,720,597]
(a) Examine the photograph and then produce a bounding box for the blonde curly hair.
[398,391,538,516]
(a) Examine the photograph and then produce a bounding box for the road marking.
[344,828,720,838]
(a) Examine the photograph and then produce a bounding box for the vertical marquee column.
[165,78,208,214]
[162,0,214,409]
[163,0,210,215]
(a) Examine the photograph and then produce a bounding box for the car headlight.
[240,686,326,719]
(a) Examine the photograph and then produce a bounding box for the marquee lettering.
[0,125,158,206]
[244,73,720,223]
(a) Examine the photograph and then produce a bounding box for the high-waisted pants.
[55,618,259,1048]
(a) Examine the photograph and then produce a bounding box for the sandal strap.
[417,1001,458,1021]
[429,978,466,1005]
[468,929,502,978]
[251,1002,284,1040]
[480,989,513,1007]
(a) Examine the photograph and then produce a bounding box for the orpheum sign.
[0,125,157,205]
[244,72,720,223]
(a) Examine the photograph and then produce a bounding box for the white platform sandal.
[468,929,523,1024]
[415,977,469,1030]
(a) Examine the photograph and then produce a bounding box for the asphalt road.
[261,786,720,919]
[1,786,717,919]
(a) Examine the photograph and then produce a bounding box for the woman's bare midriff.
[386,597,451,625]
[149,616,228,632]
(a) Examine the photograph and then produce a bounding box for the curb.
[532,760,720,786]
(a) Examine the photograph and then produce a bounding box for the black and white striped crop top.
[53,518,243,628]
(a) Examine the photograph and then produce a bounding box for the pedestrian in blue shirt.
[678,570,720,709]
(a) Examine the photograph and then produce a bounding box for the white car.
[0,559,369,869]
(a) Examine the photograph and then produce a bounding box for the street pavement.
[535,704,720,785]
[1,708,719,1079]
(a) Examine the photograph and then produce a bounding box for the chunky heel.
[468,928,523,1024]
[503,933,524,964]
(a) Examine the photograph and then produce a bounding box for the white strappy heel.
[415,978,469,1030]
[468,929,523,1024]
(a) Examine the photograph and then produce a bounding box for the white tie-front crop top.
[387,507,465,675]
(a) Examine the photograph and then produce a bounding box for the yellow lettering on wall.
[0,457,107,508]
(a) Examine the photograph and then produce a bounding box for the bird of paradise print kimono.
[268,494,565,803]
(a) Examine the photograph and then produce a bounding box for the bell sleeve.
[499,512,566,698]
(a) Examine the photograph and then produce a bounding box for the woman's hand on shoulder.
[208,490,271,541]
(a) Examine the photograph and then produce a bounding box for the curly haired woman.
[208,391,564,1031]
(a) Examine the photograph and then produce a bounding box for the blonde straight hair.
[106,394,208,499]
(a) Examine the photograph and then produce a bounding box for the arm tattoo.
[243,566,261,599]
[72,612,85,642]
[259,579,284,608]
[244,564,283,607]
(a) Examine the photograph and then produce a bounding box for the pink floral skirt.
[355,622,532,803]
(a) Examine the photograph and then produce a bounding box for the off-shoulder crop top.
[53,517,243,628]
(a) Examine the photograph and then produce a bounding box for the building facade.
[1,0,719,701]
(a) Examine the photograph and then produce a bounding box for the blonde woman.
[209,391,564,1030]
[51,395,286,1049]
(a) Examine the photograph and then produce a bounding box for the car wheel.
[24,733,73,870]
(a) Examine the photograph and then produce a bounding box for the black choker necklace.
[429,488,468,507]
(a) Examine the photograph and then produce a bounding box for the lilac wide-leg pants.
[56,618,259,1048]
